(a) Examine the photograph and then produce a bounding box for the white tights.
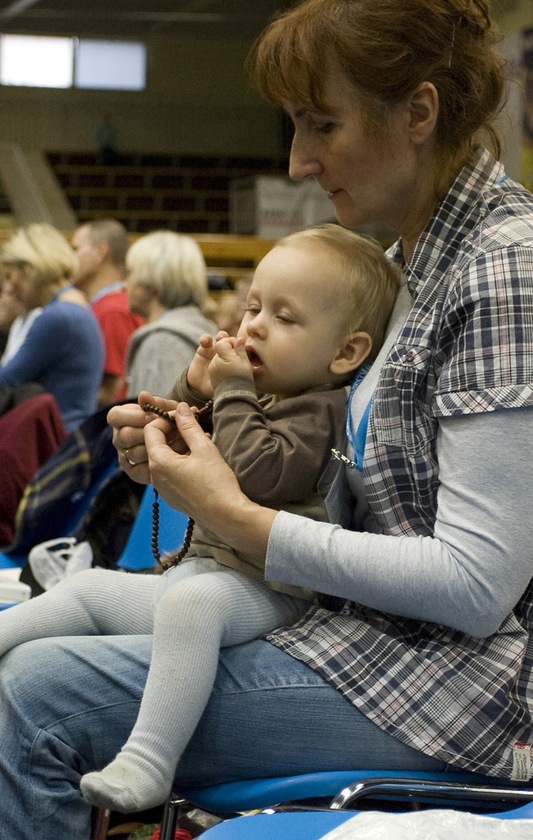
[0,564,306,812]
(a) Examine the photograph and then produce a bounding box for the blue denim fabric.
[0,636,447,839]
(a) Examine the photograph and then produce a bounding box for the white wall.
[0,33,281,156]
[497,0,533,180]
[0,4,531,167]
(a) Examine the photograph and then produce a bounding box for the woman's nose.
[289,133,322,181]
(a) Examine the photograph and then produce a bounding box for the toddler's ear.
[329,332,372,376]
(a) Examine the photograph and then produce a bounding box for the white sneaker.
[29,538,94,590]
[0,580,32,609]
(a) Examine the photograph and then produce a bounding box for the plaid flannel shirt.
[267,148,533,780]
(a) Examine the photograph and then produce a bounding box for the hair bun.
[453,0,493,37]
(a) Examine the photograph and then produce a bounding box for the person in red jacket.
[72,219,143,406]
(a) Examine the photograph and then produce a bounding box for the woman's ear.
[407,81,439,145]
[329,331,372,376]
[144,283,158,298]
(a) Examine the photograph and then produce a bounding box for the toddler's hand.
[209,336,253,391]
[187,331,229,398]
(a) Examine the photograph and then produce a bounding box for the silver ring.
[124,448,137,467]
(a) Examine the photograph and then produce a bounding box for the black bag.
[73,468,145,570]
[3,403,127,557]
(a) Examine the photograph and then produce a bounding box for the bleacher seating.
[46,151,290,235]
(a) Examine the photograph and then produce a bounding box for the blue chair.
[116,483,189,571]
[185,799,533,839]
[0,552,27,571]
[158,770,533,840]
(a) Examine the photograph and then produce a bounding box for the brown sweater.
[170,371,348,597]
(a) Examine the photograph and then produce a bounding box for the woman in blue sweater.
[0,223,104,432]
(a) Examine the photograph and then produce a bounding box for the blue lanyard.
[47,284,73,306]
[350,395,373,471]
[90,282,124,305]
[333,363,372,472]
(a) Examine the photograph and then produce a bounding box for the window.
[0,35,146,90]
[0,35,73,88]
[75,40,146,91]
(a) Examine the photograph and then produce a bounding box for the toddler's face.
[238,243,349,397]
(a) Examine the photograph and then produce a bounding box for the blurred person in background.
[0,276,35,360]
[94,112,118,166]
[71,219,143,407]
[124,230,216,398]
[0,223,104,432]
[214,274,252,337]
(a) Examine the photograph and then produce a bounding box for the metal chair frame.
[157,771,533,840]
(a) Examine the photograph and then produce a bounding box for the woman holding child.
[0,0,532,836]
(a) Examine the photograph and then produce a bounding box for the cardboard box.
[229,175,335,238]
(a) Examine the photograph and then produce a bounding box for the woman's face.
[0,263,34,311]
[125,271,153,319]
[0,277,25,327]
[285,73,422,236]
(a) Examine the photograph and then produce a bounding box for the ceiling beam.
[0,0,42,20]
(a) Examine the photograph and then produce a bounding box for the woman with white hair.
[124,230,216,398]
[0,223,104,432]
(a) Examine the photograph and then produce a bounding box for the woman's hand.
[144,402,276,559]
[144,400,238,515]
[107,390,182,483]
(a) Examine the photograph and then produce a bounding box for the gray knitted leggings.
[0,563,307,811]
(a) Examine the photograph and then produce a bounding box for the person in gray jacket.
[124,230,216,398]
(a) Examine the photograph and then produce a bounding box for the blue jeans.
[0,636,448,839]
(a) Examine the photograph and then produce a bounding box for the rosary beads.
[141,402,212,569]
